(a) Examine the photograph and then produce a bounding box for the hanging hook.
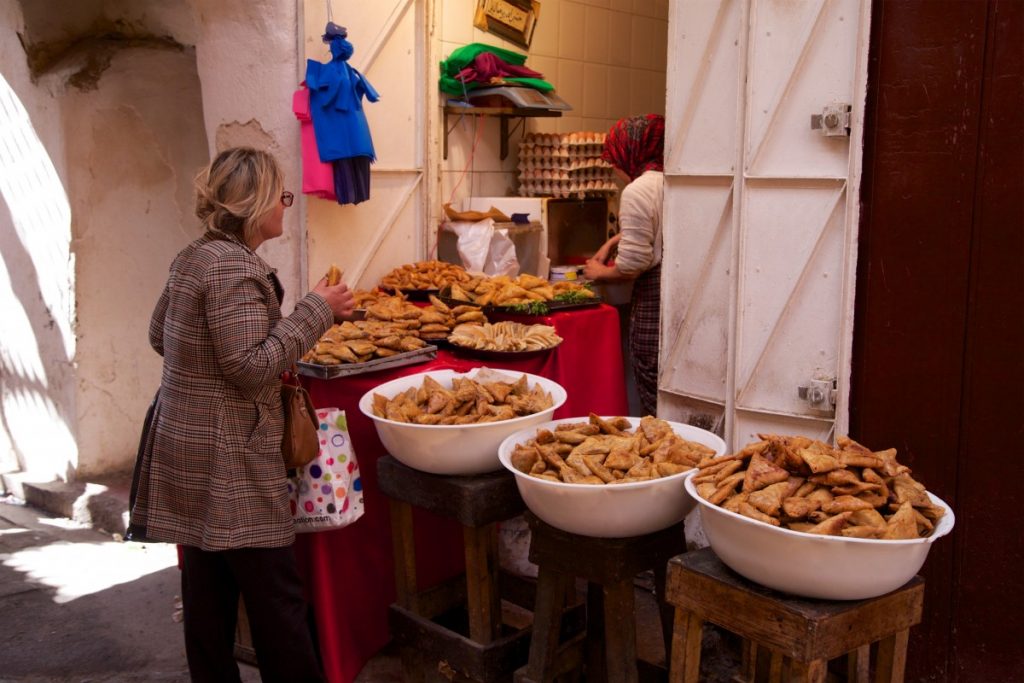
[322,0,347,44]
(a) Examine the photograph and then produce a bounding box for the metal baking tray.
[297,345,438,379]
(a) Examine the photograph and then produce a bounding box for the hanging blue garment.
[305,33,379,166]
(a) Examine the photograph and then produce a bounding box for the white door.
[660,0,871,448]
[303,0,432,290]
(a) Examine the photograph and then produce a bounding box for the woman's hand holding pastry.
[313,277,356,321]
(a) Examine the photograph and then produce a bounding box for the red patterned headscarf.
[601,114,665,181]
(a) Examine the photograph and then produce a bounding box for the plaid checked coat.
[131,232,333,550]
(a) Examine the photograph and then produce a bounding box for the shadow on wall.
[0,72,78,479]
[2,0,212,482]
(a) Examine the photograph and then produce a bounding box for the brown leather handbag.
[281,370,320,469]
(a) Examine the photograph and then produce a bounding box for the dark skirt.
[332,156,371,205]
[628,263,661,416]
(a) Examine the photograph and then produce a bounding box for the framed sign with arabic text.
[473,0,541,50]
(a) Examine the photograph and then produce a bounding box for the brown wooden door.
[852,1,1023,680]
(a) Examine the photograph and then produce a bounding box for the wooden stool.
[378,456,535,682]
[517,512,686,683]
[666,549,924,683]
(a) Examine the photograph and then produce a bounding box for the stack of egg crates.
[517,132,616,198]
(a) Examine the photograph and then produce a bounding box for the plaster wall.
[191,0,303,310]
[439,0,668,205]
[64,46,208,478]
[0,0,76,480]
[1,0,303,480]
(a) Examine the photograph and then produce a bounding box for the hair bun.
[193,147,283,239]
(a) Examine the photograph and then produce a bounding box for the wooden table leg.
[526,568,572,682]
[788,658,827,683]
[847,644,871,683]
[603,579,639,683]
[669,608,702,683]
[399,645,424,683]
[463,522,500,644]
[390,499,417,611]
[767,650,783,683]
[739,639,757,683]
[654,560,674,661]
[875,629,910,683]
[586,582,607,683]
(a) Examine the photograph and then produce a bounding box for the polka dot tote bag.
[288,408,365,532]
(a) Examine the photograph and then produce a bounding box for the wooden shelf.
[443,105,563,161]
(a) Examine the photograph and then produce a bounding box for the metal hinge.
[798,377,837,411]
[810,103,851,137]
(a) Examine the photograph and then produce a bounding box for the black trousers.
[180,544,324,683]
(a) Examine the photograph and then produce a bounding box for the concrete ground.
[0,478,739,682]
[0,493,230,682]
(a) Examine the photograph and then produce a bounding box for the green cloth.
[439,42,554,97]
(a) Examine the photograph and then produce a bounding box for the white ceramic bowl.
[359,368,567,475]
[498,417,727,538]
[686,475,955,600]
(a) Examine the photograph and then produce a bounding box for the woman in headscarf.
[584,114,665,416]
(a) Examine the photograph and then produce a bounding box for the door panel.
[307,172,422,289]
[662,0,871,448]
[664,0,741,175]
[746,0,861,178]
[660,180,732,404]
[737,180,846,415]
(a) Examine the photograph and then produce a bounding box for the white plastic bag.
[487,227,520,277]
[289,408,364,533]
[444,218,519,276]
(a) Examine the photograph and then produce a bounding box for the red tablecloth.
[294,304,627,683]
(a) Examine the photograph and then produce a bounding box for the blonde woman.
[130,147,353,681]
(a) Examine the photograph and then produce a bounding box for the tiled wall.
[438,0,668,206]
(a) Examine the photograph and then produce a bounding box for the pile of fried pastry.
[302,292,486,365]
[362,292,485,342]
[371,372,554,425]
[695,434,945,540]
[449,321,562,352]
[509,415,716,485]
[448,274,595,307]
[301,320,427,365]
[379,260,472,291]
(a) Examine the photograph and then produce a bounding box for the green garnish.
[552,289,595,305]
[503,300,550,315]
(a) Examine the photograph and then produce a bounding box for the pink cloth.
[293,86,337,201]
